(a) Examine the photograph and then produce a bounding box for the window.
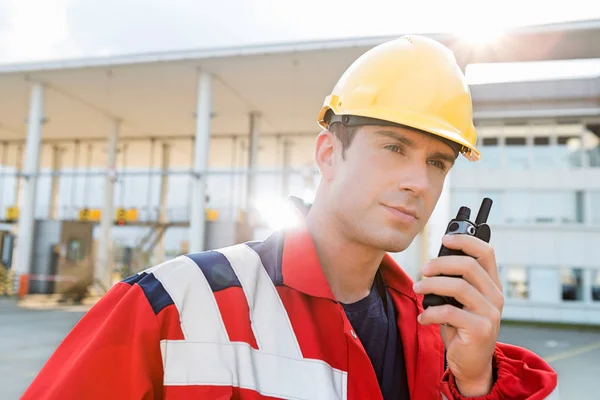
[588,147,600,167]
[504,137,529,169]
[591,192,600,225]
[532,136,555,167]
[555,136,582,168]
[450,190,480,217]
[575,191,585,224]
[503,265,529,299]
[479,137,501,169]
[66,239,84,262]
[503,192,530,224]
[583,126,600,167]
[592,270,600,301]
[529,191,578,224]
[561,268,584,301]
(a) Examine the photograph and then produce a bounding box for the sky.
[1,0,600,65]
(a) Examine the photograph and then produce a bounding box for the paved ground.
[1,297,599,399]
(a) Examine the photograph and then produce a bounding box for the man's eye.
[429,159,447,171]
[385,144,404,153]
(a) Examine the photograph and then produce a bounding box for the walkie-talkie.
[422,197,493,310]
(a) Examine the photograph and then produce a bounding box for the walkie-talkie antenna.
[475,198,493,225]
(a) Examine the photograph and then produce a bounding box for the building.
[0,19,599,324]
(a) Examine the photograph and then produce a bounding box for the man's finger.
[414,275,496,314]
[418,304,493,335]
[421,256,504,310]
[441,234,500,289]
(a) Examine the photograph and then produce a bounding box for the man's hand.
[412,234,504,397]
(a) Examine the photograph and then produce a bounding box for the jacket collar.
[279,196,417,301]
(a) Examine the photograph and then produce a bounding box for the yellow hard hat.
[317,35,480,161]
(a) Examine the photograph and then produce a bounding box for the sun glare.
[254,197,302,231]
[454,24,505,45]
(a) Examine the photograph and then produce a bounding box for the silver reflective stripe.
[161,340,348,399]
[215,243,303,359]
[153,248,349,399]
[152,256,229,343]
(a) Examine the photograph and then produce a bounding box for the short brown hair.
[329,122,360,159]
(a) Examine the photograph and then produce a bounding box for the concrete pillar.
[154,142,171,263]
[49,145,62,219]
[246,112,260,221]
[282,138,292,197]
[189,71,212,253]
[15,83,44,277]
[230,136,237,217]
[13,145,23,213]
[0,142,7,216]
[94,120,119,291]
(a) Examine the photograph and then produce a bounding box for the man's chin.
[375,234,416,254]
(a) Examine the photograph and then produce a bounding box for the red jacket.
[23,225,558,399]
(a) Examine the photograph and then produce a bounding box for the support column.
[13,145,23,217]
[282,139,292,197]
[246,112,260,222]
[189,71,212,253]
[154,142,171,263]
[0,142,7,217]
[49,145,62,219]
[94,120,119,291]
[15,83,44,278]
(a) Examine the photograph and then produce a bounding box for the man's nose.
[398,162,429,196]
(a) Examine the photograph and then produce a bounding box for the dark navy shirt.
[341,276,410,399]
[341,282,389,384]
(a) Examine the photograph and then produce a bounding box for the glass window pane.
[555,136,582,168]
[504,137,529,170]
[504,192,530,224]
[479,139,501,169]
[591,192,600,225]
[532,137,556,167]
[529,191,577,224]
[450,190,480,216]
[503,266,529,299]
[592,270,600,302]
[561,267,584,301]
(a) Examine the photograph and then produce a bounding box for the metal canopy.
[0,18,599,168]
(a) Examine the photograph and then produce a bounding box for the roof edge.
[0,18,599,75]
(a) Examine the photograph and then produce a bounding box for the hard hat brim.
[318,98,481,162]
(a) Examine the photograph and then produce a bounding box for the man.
[23,35,558,399]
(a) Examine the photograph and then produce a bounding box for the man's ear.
[314,129,336,181]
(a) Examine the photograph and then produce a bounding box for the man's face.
[316,124,456,253]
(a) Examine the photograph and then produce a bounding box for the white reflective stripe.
[152,256,229,343]
[161,340,348,400]
[215,244,303,359]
